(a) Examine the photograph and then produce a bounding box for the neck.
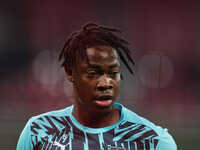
[72,104,120,128]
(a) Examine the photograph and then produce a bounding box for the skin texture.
[66,45,121,128]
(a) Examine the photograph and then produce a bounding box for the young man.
[17,23,177,150]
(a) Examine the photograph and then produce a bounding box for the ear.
[65,67,74,83]
[66,73,74,83]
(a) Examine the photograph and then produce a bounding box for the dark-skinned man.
[17,23,177,150]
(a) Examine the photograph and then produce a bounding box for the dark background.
[0,0,199,149]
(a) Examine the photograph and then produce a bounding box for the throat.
[72,106,120,128]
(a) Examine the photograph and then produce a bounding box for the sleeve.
[155,128,177,150]
[16,118,34,150]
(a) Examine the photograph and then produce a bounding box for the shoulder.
[138,116,177,150]
[120,104,177,150]
[17,106,73,149]
[26,106,73,135]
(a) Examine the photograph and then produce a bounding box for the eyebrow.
[87,63,120,69]
[109,63,120,68]
[87,64,101,69]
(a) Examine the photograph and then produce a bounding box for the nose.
[96,74,113,91]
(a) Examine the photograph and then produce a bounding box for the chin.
[93,102,114,113]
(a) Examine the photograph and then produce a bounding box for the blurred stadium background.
[0,0,199,149]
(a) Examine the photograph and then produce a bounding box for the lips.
[95,95,113,101]
[94,95,113,107]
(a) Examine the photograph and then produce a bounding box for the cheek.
[116,74,121,81]
[113,79,120,96]
[75,77,95,98]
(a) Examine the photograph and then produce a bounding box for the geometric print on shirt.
[30,115,158,150]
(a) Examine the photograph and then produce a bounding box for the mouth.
[94,95,113,107]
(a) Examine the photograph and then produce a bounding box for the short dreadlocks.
[59,22,135,76]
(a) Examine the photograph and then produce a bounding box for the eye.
[87,71,99,77]
[109,71,120,76]
[88,71,97,75]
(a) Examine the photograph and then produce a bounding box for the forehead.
[86,45,119,63]
[75,45,120,70]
